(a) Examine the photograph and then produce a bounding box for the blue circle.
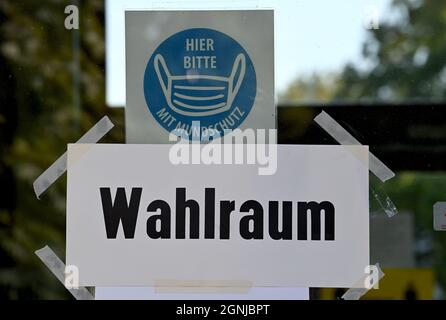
[144,28,257,140]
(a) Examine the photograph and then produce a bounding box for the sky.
[106,0,392,106]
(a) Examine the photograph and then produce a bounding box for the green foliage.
[282,0,446,103]
[279,73,342,104]
[0,0,124,299]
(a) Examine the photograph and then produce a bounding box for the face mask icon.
[154,53,246,117]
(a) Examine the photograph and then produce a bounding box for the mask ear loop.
[227,53,246,107]
[154,54,172,101]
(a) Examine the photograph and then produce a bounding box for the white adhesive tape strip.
[341,264,385,300]
[33,116,114,199]
[314,111,395,182]
[35,246,94,300]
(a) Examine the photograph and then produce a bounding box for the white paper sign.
[66,144,369,287]
[125,10,275,143]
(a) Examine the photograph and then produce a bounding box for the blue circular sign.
[144,28,257,140]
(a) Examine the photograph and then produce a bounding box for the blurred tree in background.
[282,0,446,103]
[279,73,341,104]
[281,0,446,297]
[0,0,123,299]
